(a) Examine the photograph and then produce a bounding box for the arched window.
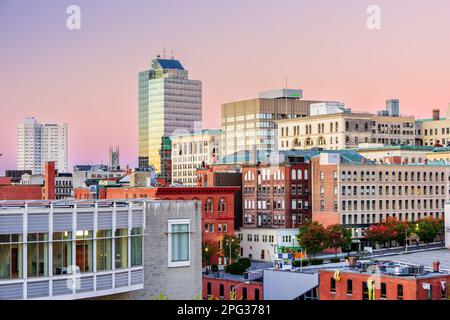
[297,169,302,180]
[305,138,313,146]
[304,170,309,180]
[291,170,297,180]
[205,198,213,212]
[218,198,226,212]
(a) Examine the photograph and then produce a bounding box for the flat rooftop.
[373,248,450,271]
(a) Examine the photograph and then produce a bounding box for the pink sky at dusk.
[1,0,450,173]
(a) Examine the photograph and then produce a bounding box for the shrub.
[237,257,251,269]
[330,257,340,263]
[308,259,324,265]
[225,262,247,275]
[210,264,219,273]
[292,260,309,267]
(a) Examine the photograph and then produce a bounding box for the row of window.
[330,277,445,300]
[206,282,260,300]
[204,223,228,233]
[342,211,443,225]
[339,170,448,183]
[0,228,142,280]
[341,198,445,212]
[341,185,447,197]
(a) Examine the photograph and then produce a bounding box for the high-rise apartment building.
[17,117,68,174]
[221,89,322,159]
[138,57,202,172]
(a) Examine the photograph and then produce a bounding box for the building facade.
[0,199,201,300]
[236,228,299,262]
[75,186,239,266]
[172,130,221,186]
[221,89,322,158]
[17,117,68,174]
[278,112,415,151]
[138,57,202,172]
[311,152,449,249]
[241,151,314,229]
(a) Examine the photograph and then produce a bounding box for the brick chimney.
[432,109,440,121]
[43,161,56,200]
[433,260,440,273]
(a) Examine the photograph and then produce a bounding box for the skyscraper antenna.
[163,48,166,59]
[171,50,174,59]
[285,76,288,115]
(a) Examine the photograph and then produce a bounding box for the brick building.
[319,259,450,300]
[0,161,56,200]
[311,151,450,250]
[242,150,317,229]
[197,164,243,230]
[75,186,239,265]
[202,275,263,300]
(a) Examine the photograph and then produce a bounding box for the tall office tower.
[138,56,202,172]
[221,89,322,159]
[109,146,120,171]
[17,117,68,174]
[386,99,400,117]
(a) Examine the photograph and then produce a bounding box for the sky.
[1,0,450,174]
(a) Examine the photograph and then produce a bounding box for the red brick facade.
[75,186,239,265]
[319,270,450,300]
[242,162,311,229]
[202,276,263,300]
[0,161,56,200]
[311,157,340,227]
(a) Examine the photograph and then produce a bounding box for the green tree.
[221,234,240,264]
[413,217,444,246]
[202,243,217,267]
[297,222,328,258]
[326,224,352,258]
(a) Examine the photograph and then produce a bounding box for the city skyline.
[2,0,450,174]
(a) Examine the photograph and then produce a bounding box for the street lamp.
[204,247,209,273]
[230,281,250,300]
[226,238,235,265]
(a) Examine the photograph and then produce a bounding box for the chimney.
[432,109,440,121]
[433,260,440,273]
[43,161,56,200]
[348,256,358,267]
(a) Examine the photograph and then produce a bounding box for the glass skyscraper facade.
[138,58,202,172]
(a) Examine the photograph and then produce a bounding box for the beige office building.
[417,106,450,147]
[171,130,221,186]
[311,153,450,249]
[278,112,415,151]
[221,89,324,157]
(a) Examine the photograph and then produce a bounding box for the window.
[131,227,143,267]
[243,287,248,300]
[347,279,353,295]
[115,228,128,269]
[255,288,260,300]
[0,234,23,280]
[27,233,48,278]
[75,230,93,273]
[218,199,226,212]
[381,283,387,299]
[207,282,212,296]
[205,199,213,212]
[330,277,336,292]
[362,282,369,300]
[96,230,112,271]
[52,232,72,275]
[397,284,404,300]
[220,284,225,298]
[168,220,190,267]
